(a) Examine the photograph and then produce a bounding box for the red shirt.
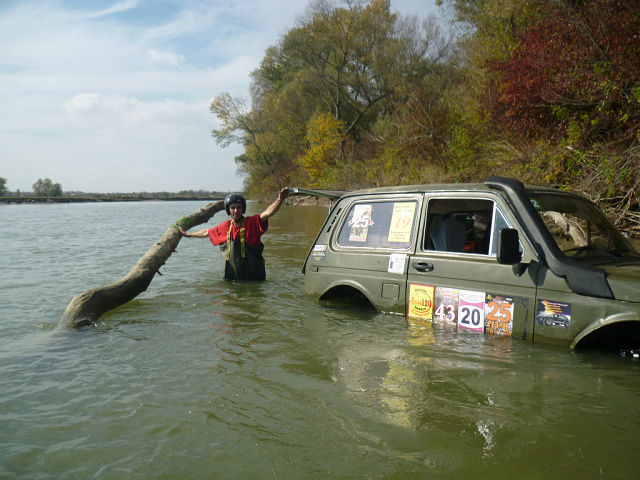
[208,214,268,247]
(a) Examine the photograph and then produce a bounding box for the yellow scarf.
[225,217,246,261]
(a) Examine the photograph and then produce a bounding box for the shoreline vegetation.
[0,192,331,208]
[208,0,639,240]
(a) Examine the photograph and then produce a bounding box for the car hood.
[604,262,640,302]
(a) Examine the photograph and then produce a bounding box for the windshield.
[527,192,639,262]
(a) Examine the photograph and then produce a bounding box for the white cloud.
[65,93,104,113]
[0,0,438,193]
[146,49,186,67]
[83,0,139,19]
[64,92,208,128]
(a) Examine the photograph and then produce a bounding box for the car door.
[406,192,539,342]
[306,194,423,314]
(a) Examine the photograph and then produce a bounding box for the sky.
[0,0,440,193]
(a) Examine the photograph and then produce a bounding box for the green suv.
[301,177,640,350]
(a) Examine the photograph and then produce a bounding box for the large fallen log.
[58,200,224,328]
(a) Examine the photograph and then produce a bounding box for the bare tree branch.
[58,200,224,328]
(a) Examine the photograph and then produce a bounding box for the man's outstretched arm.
[260,187,289,222]
[179,227,209,238]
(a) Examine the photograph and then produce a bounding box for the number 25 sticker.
[485,295,514,336]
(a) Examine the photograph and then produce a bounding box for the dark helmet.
[224,193,246,215]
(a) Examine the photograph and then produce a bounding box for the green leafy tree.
[277,0,446,142]
[427,0,544,179]
[211,89,307,195]
[0,177,7,196]
[32,178,63,197]
[212,0,453,192]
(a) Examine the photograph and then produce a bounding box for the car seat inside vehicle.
[430,217,466,252]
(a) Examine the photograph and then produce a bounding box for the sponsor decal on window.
[348,204,374,242]
[387,202,415,243]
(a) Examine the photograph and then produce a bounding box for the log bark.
[58,200,224,328]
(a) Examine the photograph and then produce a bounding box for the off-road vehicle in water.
[299,177,640,350]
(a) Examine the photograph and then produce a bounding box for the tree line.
[0,177,62,197]
[211,0,639,236]
[0,178,223,200]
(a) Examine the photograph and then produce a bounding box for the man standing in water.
[179,187,289,281]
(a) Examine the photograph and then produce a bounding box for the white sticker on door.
[457,290,485,333]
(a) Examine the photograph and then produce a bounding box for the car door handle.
[413,261,434,272]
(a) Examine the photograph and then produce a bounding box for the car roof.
[342,182,564,197]
[346,183,487,195]
[291,181,577,201]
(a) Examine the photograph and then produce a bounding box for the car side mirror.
[497,228,523,265]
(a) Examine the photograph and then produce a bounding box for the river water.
[1,201,639,479]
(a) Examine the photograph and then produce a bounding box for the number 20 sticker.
[457,290,485,333]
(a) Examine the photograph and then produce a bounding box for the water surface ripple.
[1,201,639,479]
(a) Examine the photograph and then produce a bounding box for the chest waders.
[221,218,266,281]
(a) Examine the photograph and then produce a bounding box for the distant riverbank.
[1,192,330,207]
[0,194,223,204]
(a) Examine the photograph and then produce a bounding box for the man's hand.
[260,187,290,222]
[178,227,209,238]
[278,187,290,202]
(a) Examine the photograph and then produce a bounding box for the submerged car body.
[301,177,640,350]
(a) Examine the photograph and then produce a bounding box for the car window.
[529,192,639,260]
[337,200,418,249]
[424,198,499,255]
[490,206,511,255]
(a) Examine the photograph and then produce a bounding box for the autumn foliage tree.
[211,0,452,193]
[486,0,640,231]
[491,0,640,144]
[299,112,346,186]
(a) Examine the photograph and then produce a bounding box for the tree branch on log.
[58,200,224,329]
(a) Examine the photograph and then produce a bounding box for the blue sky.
[0,0,440,193]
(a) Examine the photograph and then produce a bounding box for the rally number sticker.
[485,294,514,337]
[457,290,485,333]
[434,287,459,324]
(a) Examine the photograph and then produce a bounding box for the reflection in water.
[407,317,436,347]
